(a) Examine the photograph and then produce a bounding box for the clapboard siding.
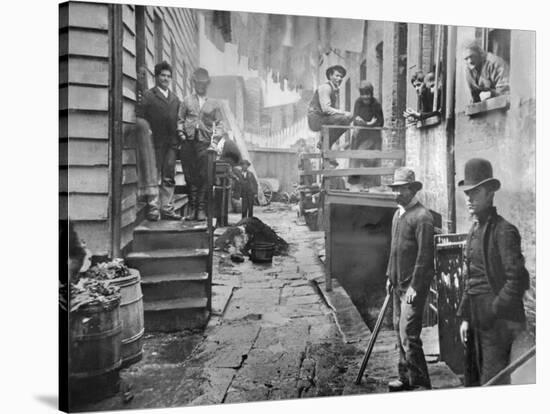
[60,112,109,140]
[66,2,109,30]
[60,194,109,221]
[60,166,109,193]
[73,221,111,257]
[60,139,109,166]
[61,85,109,111]
[61,2,112,256]
[60,57,109,86]
[61,28,109,58]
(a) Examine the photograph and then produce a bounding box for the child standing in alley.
[239,160,258,218]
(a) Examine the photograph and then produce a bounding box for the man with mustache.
[457,158,529,386]
[385,167,435,391]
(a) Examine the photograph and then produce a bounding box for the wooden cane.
[355,286,393,385]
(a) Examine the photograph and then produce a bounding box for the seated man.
[403,71,441,122]
[462,40,509,103]
[307,65,353,149]
[351,81,384,188]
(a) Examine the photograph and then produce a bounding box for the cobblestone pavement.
[77,204,460,412]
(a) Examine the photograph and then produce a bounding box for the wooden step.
[141,272,209,301]
[133,220,208,251]
[126,248,209,277]
[144,297,209,332]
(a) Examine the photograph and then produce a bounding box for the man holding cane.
[385,167,435,391]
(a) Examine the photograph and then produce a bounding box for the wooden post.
[322,126,332,292]
[109,4,123,260]
[206,148,216,312]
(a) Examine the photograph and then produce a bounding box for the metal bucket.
[250,242,275,263]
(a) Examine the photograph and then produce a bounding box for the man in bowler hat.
[385,167,435,391]
[457,158,529,386]
[177,67,222,221]
[239,160,258,219]
[307,65,353,149]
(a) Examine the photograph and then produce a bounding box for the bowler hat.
[388,167,423,191]
[458,158,501,192]
[326,65,347,80]
[191,67,211,83]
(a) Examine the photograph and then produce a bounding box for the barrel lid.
[107,268,141,287]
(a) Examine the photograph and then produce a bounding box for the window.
[408,24,445,127]
[476,27,511,64]
[465,27,511,116]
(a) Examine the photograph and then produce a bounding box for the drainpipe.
[445,26,457,234]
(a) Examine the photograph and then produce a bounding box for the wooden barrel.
[69,294,122,403]
[108,269,144,367]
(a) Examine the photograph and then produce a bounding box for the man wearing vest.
[457,158,529,386]
[177,68,222,221]
[385,167,435,392]
[307,65,353,149]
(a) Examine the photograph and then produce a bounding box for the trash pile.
[60,259,131,313]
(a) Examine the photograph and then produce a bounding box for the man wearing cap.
[177,67,222,221]
[351,81,384,188]
[457,158,529,386]
[307,65,353,149]
[385,167,435,391]
[239,160,257,219]
[138,61,182,221]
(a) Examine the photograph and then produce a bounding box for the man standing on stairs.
[385,167,435,391]
[137,61,182,221]
[177,68,222,221]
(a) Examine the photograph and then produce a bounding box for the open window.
[466,27,511,116]
[409,24,446,128]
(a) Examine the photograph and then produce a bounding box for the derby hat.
[191,67,211,83]
[388,167,423,191]
[240,159,251,167]
[458,158,501,192]
[326,65,347,80]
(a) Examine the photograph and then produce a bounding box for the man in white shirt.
[307,65,353,149]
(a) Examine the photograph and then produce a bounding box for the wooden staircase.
[126,220,213,332]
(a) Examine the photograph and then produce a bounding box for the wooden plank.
[122,148,137,165]
[324,150,405,160]
[60,194,109,220]
[68,2,109,30]
[61,57,109,86]
[60,139,109,166]
[326,191,398,208]
[122,5,135,32]
[303,167,397,177]
[61,85,109,111]
[60,166,109,193]
[121,205,137,228]
[123,50,137,80]
[123,26,136,56]
[122,165,138,184]
[61,112,109,139]
[122,100,136,123]
[121,190,137,211]
[59,3,68,30]
[63,29,109,58]
[72,221,111,256]
[465,95,510,116]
